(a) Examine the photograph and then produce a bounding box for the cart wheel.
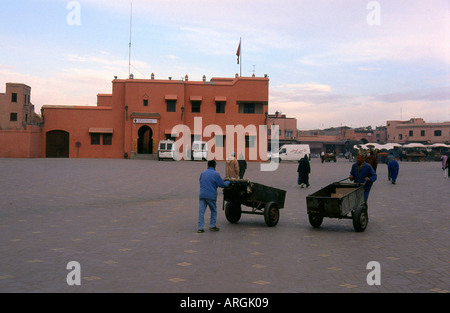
[264,201,280,227]
[308,214,323,228]
[225,201,241,224]
[352,203,368,232]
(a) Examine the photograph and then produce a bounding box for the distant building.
[266,111,298,149]
[41,75,269,160]
[0,83,39,130]
[0,83,41,158]
[340,126,387,144]
[387,118,450,144]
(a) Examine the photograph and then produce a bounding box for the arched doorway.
[46,130,70,158]
[138,125,153,154]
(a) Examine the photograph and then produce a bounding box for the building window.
[244,103,255,114]
[238,102,263,114]
[191,101,201,113]
[215,135,225,148]
[91,133,101,145]
[409,130,413,137]
[143,99,148,107]
[216,101,225,114]
[245,136,256,148]
[434,130,442,136]
[166,100,176,112]
[285,130,293,138]
[10,113,18,121]
[421,130,425,136]
[103,134,113,145]
[398,134,403,140]
[11,93,17,103]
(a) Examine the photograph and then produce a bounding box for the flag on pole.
[236,40,241,64]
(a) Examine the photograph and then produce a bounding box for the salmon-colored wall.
[115,76,269,160]
[40,76,270,161]
[0,125,41,158]
[41,106,121,158]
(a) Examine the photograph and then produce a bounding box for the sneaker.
[209,226,220,231]
[197,229,205,233]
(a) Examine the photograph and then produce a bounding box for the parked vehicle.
[191,141,208,161]
[268,144,310,162]
[321,152,337,163]
[158,140,176,161]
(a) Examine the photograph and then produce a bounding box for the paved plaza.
[0,157,449,293]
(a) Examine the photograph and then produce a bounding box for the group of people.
[224,152,247,180]
[197,149,407,233]
[356,149,400,184]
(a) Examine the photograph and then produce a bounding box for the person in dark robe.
[447,155,450,178]
[366,150,378,172]
[237,153,247,179]
[387,157,400,184]
[297,155,311,188]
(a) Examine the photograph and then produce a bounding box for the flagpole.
[240,37,242,77]
[128,2,133,77]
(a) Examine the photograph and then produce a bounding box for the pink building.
[0,83,41,158]
[387,118,450,144]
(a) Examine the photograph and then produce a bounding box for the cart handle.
[335,177,351,183]
[336,177,367,186]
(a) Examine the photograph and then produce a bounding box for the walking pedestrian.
[386,153,395,181]
[198,160,230,233]
[225,152,239,179]
[297,155,311,188]
[349,153,377,202]
[237,153,247,179]
[366,150,378,172]
[447,155,450,178]
[441,153,448,172]
[388,157,400,184]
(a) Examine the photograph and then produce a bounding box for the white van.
[192,141,208,161]
[158,140,176,161]
[269,144,310,162]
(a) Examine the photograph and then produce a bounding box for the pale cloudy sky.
[0,0,448,129]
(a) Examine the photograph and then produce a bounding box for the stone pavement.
[0,157,449,293]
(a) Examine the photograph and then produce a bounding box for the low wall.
[0,126,42,158]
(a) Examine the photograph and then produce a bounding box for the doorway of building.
[138,125,153,154]
[46,130,70,158]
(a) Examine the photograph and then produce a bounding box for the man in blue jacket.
[350,153,377,202]
[198,160,230,233]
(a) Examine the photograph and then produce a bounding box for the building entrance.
[46,130,69,158]
[138,125,153,154]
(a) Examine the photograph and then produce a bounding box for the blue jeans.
[198,198,217,230]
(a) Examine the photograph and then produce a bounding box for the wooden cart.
[223,180,286,227]
[306,179,368,232]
